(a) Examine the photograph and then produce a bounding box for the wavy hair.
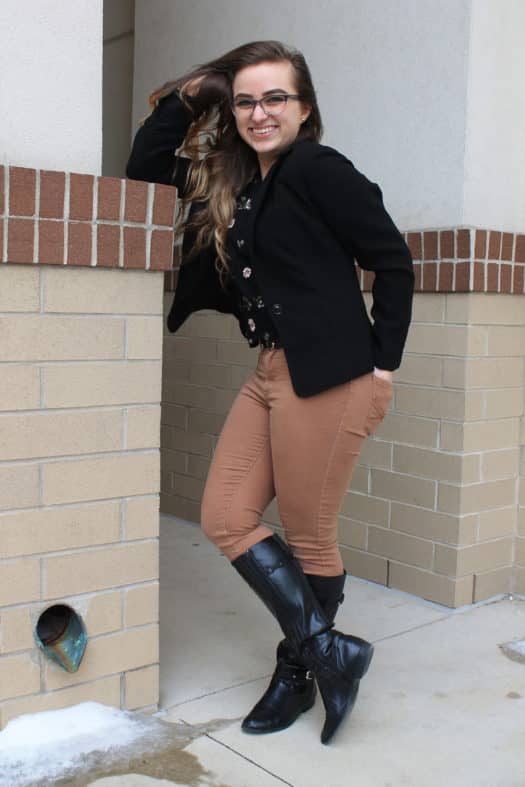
[148,41,323,280]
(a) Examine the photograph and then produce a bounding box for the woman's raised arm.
[126,89,194,190]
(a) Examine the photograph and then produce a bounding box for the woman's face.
[232,60,311,177]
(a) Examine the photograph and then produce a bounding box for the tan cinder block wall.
[516,366,525,595]
[161,290,524,608]
[0,264,163,729]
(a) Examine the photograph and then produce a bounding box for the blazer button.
[271,303,282,317]
[237,239,245,249]
[242,267,252,279]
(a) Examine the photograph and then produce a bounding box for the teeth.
[252,127,277,136]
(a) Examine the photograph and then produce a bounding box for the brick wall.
[161,228,525,608]
[0,165,174,728]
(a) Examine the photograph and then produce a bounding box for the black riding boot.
[241,573,346,735]
[232,534,374,744]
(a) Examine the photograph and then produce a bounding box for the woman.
[127,40,414,745]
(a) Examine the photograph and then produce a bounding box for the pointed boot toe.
[302,630,374,745]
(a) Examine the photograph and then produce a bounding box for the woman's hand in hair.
[180,72,230,114]
[181,75,206,97]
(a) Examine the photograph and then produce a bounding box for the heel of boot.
[354,641,374,680]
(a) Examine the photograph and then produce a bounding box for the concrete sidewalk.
[94,516,525,787]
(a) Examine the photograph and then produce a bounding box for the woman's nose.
[251,102,269,122]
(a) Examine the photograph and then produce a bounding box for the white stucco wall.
[0,0,103,174]
[133,0,472,230]
[462,0,525,231]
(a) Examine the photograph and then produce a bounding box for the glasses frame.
[231,93,301,117]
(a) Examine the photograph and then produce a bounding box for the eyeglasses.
[231,93,301,116]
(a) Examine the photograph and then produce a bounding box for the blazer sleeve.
[298,146,414,371]
[127,91,241,332]
[126,90,193,192]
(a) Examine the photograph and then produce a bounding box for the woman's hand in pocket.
[373,367,393,384]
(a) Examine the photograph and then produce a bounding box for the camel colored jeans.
[201,348,392,576]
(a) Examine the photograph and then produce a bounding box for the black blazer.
[127,91,414,397]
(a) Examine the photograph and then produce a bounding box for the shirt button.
[248,318,256,332]
[237,239,245,249]
[271,303,282,316]
[242,267,252,279]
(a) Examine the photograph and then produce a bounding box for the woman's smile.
[250,124,279,137]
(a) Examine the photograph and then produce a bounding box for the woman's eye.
[265,95,286,105]
[235,100,253,109]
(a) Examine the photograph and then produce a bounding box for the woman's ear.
[300,104,312,124]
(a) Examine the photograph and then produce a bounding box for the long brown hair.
[148,41,323,279]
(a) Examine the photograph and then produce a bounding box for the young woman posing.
[127,40,414,745]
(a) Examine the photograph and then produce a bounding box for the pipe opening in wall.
[34,604,87,673]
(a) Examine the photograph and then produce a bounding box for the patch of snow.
[0,702,154,787]
[505,639,525,656]
[499,638,525,665]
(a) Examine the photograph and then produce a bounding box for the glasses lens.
[233,99,255,113]
[261,95,288,115]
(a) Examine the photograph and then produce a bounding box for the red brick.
[97,224,120,267]
[70,174,94,221]
[413,262,422,291]
[10,167,36,216]
[512,264,524,294]
[38,220,64,265]
[67,222,92,266]
[473,262,485,292]
[486,263,499,292]
[455,261,470,292]
[488,230,501,260]
[515,235,525,263]
[362,270,375,291]
[0,219,3,261]
[7,218,34,263]
[153,184,177,227]
[422,231,438,261]
[438,262,453,291]
[500,263,512,293]
[0,165,4,215]
[422,262,437,291]
[407,232,422,260]
[150,229,174,270]
[440,230,454,259]
[124,180,148,223]
[40,171,65,219]
[97,177,122,221]
[501,233,514,261]
[456,229,470,259]
[123,227,146,269]
[474,230,487,259]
